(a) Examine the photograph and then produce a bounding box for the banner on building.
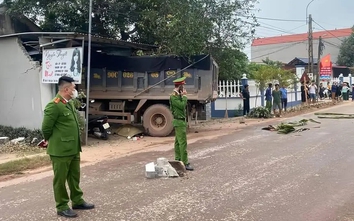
[42,47,83,84]
[319,54,332,80]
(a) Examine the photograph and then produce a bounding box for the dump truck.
[82,54,219,137]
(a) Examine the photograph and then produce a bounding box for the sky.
[244,0,354,59]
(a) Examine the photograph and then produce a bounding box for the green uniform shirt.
[272,90,281,103]
[42,94,82,157]
[170,91,188,127]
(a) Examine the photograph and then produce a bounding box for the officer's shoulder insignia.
[53,97,60,104]
[53,97,67,104]
[171,91,179,96]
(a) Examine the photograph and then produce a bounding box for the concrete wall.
[211,92,301,118]
[211,75,306,118]
[0,37,53,129]
[251,37,346,64]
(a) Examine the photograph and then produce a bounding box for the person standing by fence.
[308,81,317,104]
[272,84,282,117]
[331,82,338,103]
[265,83,273,113]
[241,84,250,116]
[280,85,287,112]
[341,82,349,100]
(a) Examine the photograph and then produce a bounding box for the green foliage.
[73,90,86,109]
[248,59,295,90]
[76,112,85,136]
[72,90,86,135]
[213,48,249,80]
[4,0,258,80]
[0,125,43,143]
[276,123,296,134]
[248,107,271,118]
[261,57,284,68]
[0,155,50,176]
[337,27,354,67]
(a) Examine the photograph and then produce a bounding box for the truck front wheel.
[143,104,174,137]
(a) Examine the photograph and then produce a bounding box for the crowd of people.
[241,83,288,117]
[303,81,354,103]
[240,80,354,118]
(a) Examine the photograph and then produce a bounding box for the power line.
[255,16,306,22]
[258,21,297,35]
[312,20,345,43]
[255,23,308,42]
[322,40,341,48]
[237,15,306,22]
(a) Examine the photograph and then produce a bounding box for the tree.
[249,62,294,90]
[4,0,258,79]
[337,27,354,67]
[212,48,249,81]
[261,57,284,68]
[4,0,142,39]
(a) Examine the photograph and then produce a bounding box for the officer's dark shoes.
[185,163,194,171]
[57,209,78,218]
[73,202,95,210]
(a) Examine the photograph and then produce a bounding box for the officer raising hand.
[169,77,194,171]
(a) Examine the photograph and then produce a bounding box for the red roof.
[252,28,352,46]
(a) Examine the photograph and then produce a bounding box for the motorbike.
[79,100,111,140]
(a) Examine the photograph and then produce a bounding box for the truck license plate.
[103,123,110,129]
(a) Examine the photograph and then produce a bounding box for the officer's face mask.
[71,89,78,99]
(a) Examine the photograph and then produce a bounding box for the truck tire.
[143,104,174,137]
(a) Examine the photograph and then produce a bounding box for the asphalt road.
[1,103,354,221]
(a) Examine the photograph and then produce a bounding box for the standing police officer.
[170,77,194,171]
[42,76,94,218]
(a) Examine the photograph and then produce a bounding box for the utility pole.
[308,14,314,76]
[316,36,323,87]
[85,0,93,145]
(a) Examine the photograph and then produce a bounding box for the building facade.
[251,28,352,64]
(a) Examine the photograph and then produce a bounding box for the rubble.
[0,137,9,145]
[10,137,25,144]
[145,157,182,179]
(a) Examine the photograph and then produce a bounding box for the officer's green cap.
[173,76,186,85]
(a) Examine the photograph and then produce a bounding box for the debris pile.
[262,119,321,134]
[145,157,186,179]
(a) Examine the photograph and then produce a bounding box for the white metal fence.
[218,79,297,98]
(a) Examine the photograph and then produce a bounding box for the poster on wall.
[41,47,83,84]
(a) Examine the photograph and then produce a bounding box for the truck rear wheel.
[143,104,174,137]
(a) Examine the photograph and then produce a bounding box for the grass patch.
[0,155,51,176]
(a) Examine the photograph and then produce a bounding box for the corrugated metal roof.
[252,28,352,47]
[287,57,318,65]
[0,31,158,50]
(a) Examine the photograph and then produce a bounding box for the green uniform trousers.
[50,154,84,212]
[174,125,189,165]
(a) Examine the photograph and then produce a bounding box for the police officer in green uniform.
[169,77,194,171]
[41,76,94,218]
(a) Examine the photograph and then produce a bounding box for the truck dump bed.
[85,54,218,102]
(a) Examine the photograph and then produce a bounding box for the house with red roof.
[251,28,352,65]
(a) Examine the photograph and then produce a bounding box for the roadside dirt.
[0,100,349,184]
